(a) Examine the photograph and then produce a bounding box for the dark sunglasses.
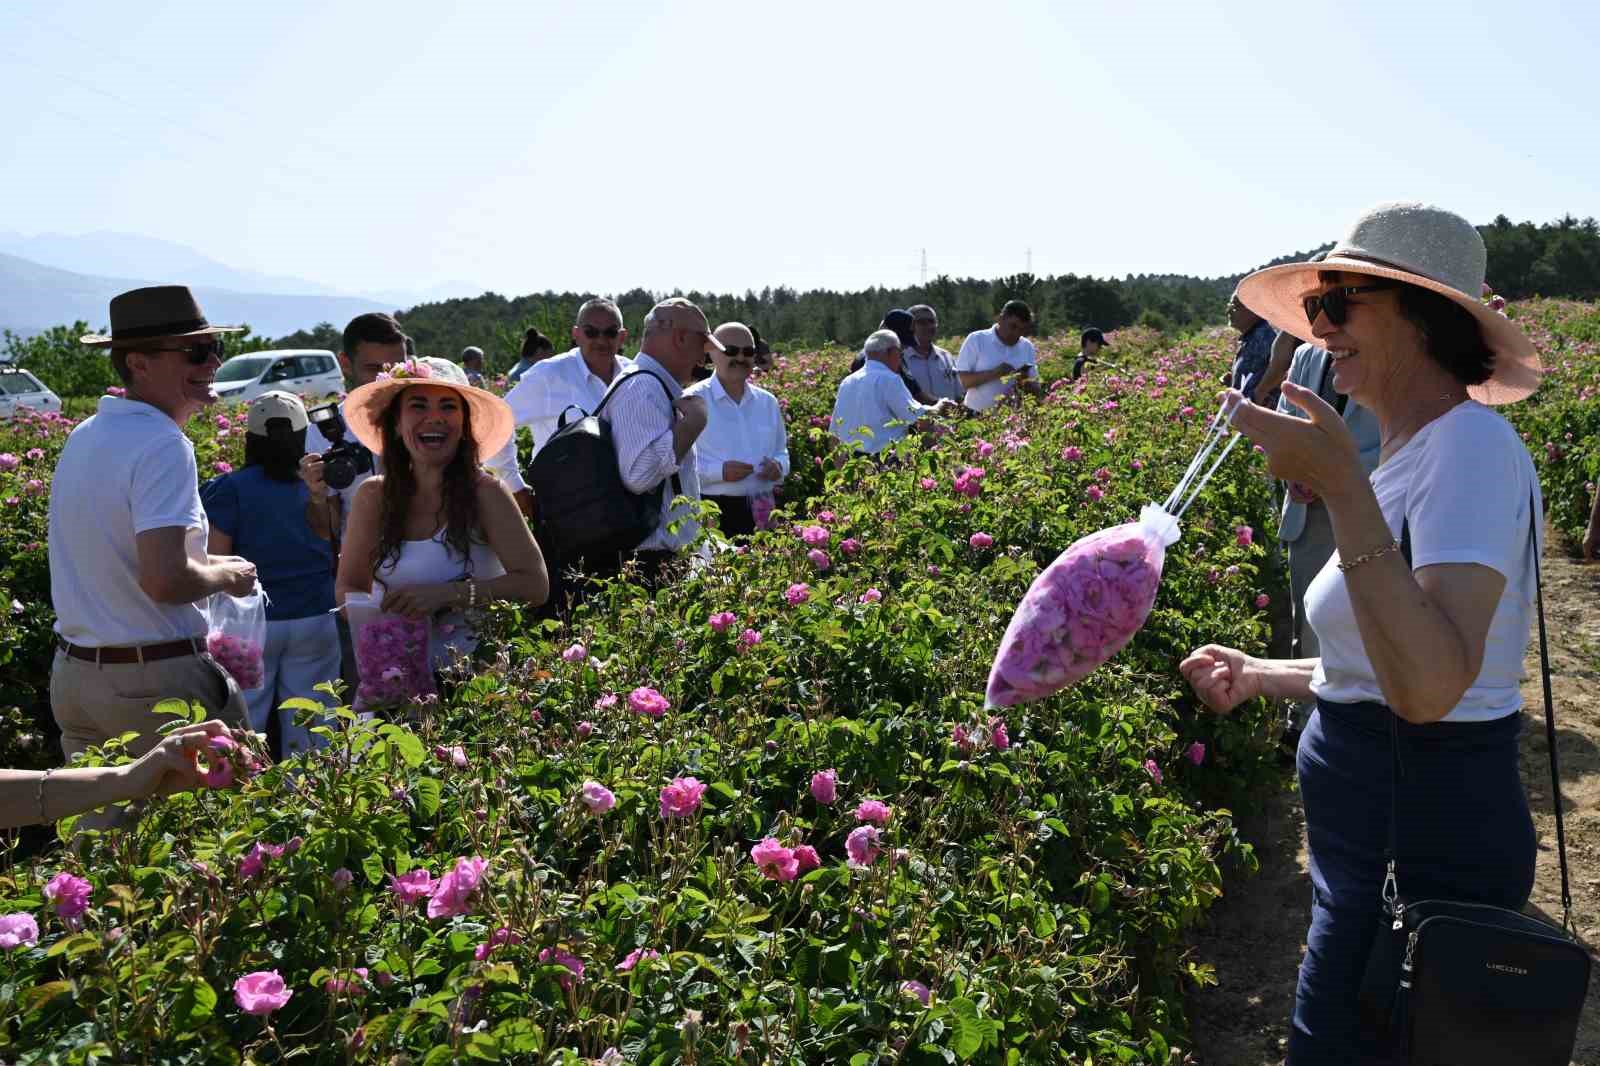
[581,325,621,340]
[1302,283,1393,327]
[721,345,758,358]
[152,338,226,364]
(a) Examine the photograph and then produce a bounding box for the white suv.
[0,366,64,417]
[213,349,345,405]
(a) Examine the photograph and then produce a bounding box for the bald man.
[684,322,790,536]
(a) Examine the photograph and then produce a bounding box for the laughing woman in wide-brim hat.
[334,357,548,670]
[1178,202,1544,1063]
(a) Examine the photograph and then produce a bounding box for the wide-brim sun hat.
[343,357,516,457]
[1236,201,1541,405]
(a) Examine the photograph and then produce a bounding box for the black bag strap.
[1387,492,1573,930]
[591,369,683,504]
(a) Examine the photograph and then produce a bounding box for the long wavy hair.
[372,386,484,577]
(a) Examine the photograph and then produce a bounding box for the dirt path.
[1186,526,1600,1065]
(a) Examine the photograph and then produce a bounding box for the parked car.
[0,366,63,417]
[212,350,344,404]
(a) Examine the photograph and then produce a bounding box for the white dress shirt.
[684,375,790,497]
[503,348,634,454]
[955,327,1039,411]
[902,343,963,402]
[602,354,701,552]
[831,359,933,455]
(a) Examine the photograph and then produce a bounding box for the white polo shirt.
[684,375,790,497]
[49,396,210,646]
[955,327,1038,411]
[504,348,634,454]
[831,359,932,455]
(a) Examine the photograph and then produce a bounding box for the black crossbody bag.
[1358,497,1591,1064]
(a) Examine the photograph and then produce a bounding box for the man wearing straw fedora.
[49,286,254,827]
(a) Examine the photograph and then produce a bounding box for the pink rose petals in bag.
[344,592,436,713]
[205,584,268,690]
[986,398,1243,706]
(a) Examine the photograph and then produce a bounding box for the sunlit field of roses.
[0,303,1587,1063]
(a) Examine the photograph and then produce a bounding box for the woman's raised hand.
[1179,644,1263,715]
[1225,383,1363,500]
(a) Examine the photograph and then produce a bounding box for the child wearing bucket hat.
[334,358,548,674]
[201,391,341,757]
[1180,202,1551,1061]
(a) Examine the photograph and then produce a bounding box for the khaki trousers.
[51,647,248,761]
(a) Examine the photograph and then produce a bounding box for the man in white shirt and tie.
[832,329,959,455]
[504,298,635,455]
[685,321,789,536]
[955,300,1043,412]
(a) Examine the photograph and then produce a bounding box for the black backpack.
[525,370,681,564]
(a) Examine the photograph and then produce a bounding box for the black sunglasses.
[721,345,758,358]
[1302,283,1393,327]
[153,338,225,364]
[581,325,621,340]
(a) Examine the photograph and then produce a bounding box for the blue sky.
[2,0,1596,298]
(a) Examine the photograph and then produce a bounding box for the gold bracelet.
[37,767,55,824]
[1337,539,1401,573]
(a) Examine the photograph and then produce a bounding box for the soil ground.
[1186,526,1600,1066]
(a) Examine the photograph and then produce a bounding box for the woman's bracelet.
[1337,539,1401,573]
[37,767,55,824]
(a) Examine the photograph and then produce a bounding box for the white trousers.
[244,614,342,756]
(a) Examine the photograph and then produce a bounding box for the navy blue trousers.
[1289,699,1535,1065]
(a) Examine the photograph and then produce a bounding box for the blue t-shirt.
[201,466,335,621]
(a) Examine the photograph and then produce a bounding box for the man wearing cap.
[505,298,636,456]
[460,346,487,388]
[903,305,962,402]
[686,322,789,536]
[832,329,959,455]
[956,300,1042,411]
[50,286,255,819]
[602,297,718,584]
[1072,328,1110,381]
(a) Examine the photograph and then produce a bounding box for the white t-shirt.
[955,328,1038,411]
[49,396,210,646]
[1305,402,1542,721]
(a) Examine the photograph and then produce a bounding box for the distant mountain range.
[0,230,486,339]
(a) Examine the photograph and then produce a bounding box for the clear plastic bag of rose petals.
[985,397,1244,706]
[986,504,1179,706]
[205,584,268,691]
[345,591,436,714]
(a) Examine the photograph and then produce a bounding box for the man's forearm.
[672,418,703,461]
[149,557,232,605]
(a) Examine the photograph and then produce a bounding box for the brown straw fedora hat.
[343,357,516,458]
[81,285,243,348]
[1236,202,1541,405]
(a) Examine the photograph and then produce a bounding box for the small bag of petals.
[205,583,268,690]
[344,592,436,714]
[985,396,1244,706]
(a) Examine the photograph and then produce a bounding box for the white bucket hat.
[1236,201,1541,405]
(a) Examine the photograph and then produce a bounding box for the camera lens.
[323,452,356,490]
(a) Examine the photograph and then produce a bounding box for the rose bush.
[4,316,1528,1061]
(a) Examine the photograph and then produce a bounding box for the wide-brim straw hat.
[344,357,516,457]
[81,284,243,347]
[1236,201,1541,405]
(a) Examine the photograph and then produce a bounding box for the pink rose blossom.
[840,537,863,556]
[1061,445,1082,462]
[659,776,707,819]
[201,734,238,788]
[0,913,40,951]
[616,946,660,972]
[737,628,762,650]
[539,947,585,989]
[816,509,837,524]
[427,856,489,919]
[213,462,233,475]
[854,799,891,826]
[1185,742,1207,766]
[969,532,994,549]
[784,583,810,605]
[859,587,882,604]
[708,611,738,633]
[0,454,17,472]
[576,720,594,738]
[953,724,974,753]
[595,692,618,711]
[1235,525,1254,547]
[902,980,932,1006]
[473,926,523,962]
[1255,593,1271,609]
[433,744,469,769]
[990,718,1010,751]
[793,844,821,873]
[799,524,830,547]
[751,837,801,881]
[919,477,937,490]
[807,548,832,571]
[846,825,883,868]
[628,686,670,718]
[580,780,616,814]
[562,642,587,663]
[1143,759,1163,785]
[387,868,437,906]
[331,867,354,892]
[810,769,838,805]
[1086,485,1104,501]
[234,970,292,1015]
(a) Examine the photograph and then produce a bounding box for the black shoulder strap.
[592,369,683,504]
[1389,493,1572,930]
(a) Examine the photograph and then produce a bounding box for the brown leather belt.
[58,637,203,665]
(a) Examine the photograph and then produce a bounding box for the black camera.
[307,402,374,491]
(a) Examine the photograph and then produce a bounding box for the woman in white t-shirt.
[336,358,548,678]
[1177,204,1546,1065]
